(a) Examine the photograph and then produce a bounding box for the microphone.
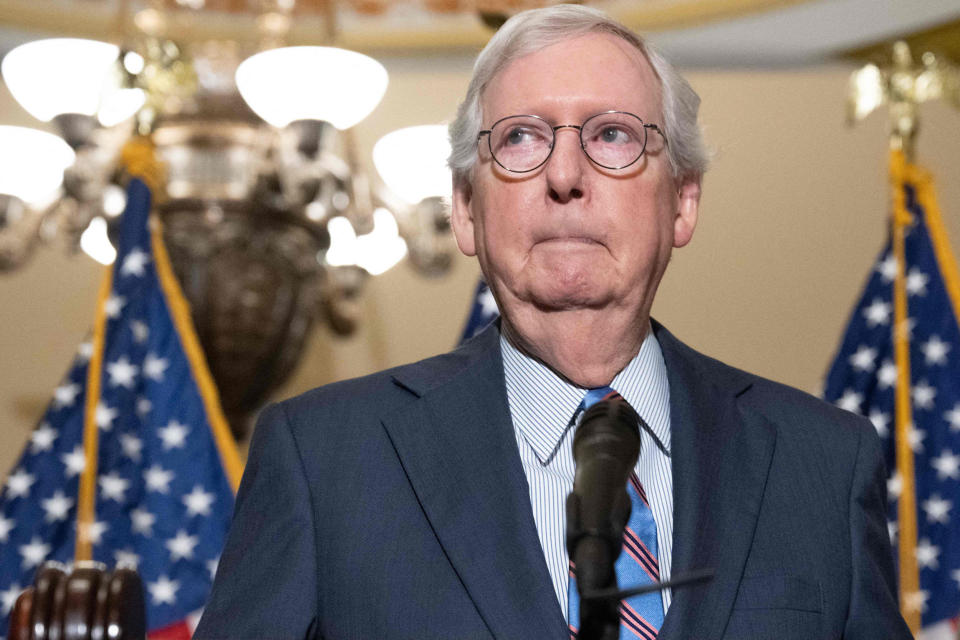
[566,397,641,640]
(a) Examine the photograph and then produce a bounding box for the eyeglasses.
[477,111,667,174]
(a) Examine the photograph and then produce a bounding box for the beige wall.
[2,60,959,476]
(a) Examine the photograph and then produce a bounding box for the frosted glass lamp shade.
[0,126,75,205]
[235,47,388,130]
[1,39,140,123]
[373,125,452,204]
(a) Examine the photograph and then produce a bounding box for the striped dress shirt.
[501,330,674,620]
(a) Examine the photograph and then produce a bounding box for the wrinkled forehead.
[479,32,663,122]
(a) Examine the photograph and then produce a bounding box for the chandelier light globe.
[1,38,141,124]
[0,126,75,205]
[235,46,389,130]
[373,124,452,204]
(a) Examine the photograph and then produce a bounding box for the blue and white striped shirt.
[501,329,674,619]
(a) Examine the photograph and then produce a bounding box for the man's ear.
[451,179,477,257]
[673,174,701,249]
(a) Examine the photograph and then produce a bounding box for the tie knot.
[581,386,622,411]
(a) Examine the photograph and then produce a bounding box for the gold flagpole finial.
[847,40,960,164]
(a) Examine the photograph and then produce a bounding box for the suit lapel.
[655,325,777,640]
[382,327,568,639]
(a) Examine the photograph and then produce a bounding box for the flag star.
[877,360,897,389]
[41,490,74,523]
[159,420,189,450]
[136,397,152,416]
[922,494,952,524]
[478,287,498,317]
[120,433,143,462]
[143,353,169,382]
[30,423,58,454]
[5,468,35,499]
[104,293,126,319]
[1,582,23,615]
[76,341,93,362]
[906,267,929,296]
[95,401,118,431]
[887,472,903,499]
[131,507,156,536]
[120,247,150,277]
[130,320,149,344]
[53,383,82,408]
[114,549,140,569]
[931,450,960,480]
[836,389,863,414]
[0,515,14,542]
[912,380,937,410]
[183,485,215,517]
[945,404,960,432]
[99,473,130,503]
[915,539,940,570]
[868,409,890,439]
[903,589,930,613]
[848,346,877,372]
[144,465,175,494]
[876,254,897,282]
[61,445,86,477]
[908,424,926,453]
[887,520,898,544]
[862,299,892,327]
[77,520,109,546]
[166,530,199,561]
[953,569,960,589]
[921,334,951,366]
[148,575,179,606]
[19,536,51,569]
[106,356,139,389]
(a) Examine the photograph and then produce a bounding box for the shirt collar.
[501,327,671,465]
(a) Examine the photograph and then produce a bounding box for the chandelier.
[0,6,458,439]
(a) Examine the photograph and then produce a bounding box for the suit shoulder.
[662,327,873,445]
[267,326,499,431]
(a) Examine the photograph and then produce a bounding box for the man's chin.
[527,287,611,312]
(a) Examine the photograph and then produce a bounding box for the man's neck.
[501,308,650,388]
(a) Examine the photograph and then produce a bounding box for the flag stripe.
[150,218,242,492]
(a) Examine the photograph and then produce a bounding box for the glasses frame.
[477,110,667,174]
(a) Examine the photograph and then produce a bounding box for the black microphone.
[566,397,641,640]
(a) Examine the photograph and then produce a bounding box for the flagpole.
[889,150,921,633]
[76,267,113,562]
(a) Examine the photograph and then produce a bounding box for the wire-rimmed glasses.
[477,111,667,173]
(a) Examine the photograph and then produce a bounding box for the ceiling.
[0,0,958,68]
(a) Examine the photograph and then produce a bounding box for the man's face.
[452,33,700,324]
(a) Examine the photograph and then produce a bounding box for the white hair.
[448,4,709,187]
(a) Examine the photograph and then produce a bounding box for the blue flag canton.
[0,179,236,634]
[823,183,960,625]
[459,279,500,344]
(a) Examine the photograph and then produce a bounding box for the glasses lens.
[581,112,647,169]
[488,116,553,172]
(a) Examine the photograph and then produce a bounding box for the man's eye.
[598,126,632,144]
[505,127,534,145]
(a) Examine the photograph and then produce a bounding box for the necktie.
[567,387,663,640]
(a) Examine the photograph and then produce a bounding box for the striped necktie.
[567,387,664,640]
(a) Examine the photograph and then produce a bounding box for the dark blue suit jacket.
[194,322,910,639]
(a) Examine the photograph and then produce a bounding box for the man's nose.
[545,126,585,203]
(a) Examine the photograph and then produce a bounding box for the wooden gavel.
[7,561,146,640]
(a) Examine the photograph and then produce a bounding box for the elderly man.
[196,5,910,639]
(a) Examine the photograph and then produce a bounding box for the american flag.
[459,279,500,344]
[0,175,242,639]
[823,152,960,638]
